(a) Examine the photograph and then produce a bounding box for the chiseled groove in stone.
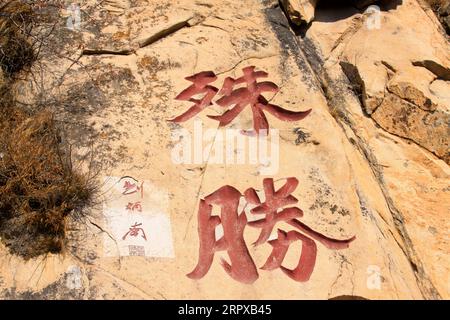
[81,17,204,57]
[138,19,191,48]
[81,48,135,56]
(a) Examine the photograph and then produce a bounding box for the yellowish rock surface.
[0,0,448,300]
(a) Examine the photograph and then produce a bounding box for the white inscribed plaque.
[102,176,174,258]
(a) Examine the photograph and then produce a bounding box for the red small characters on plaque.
[126,201,143,213]
[188,178,355,284]
[122,180,144,198]
[122,222,147,241]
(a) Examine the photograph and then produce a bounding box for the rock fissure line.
[327,17,364,61]
[216,54,279,76]
[139,19,192,48]
[81,48,135,56]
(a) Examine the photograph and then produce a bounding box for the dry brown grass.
[0,110,96,258]
[0,1,97,259]
[0,1,35,76]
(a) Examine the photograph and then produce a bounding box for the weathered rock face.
[303,0,449,298]
[280,0,381,25]
[280,0,318,25]
[334,5,450,163]
[340,58,450,163]
[0,0,448,300]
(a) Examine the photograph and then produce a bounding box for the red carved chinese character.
[122,222,147,241]
[187,186,258,284]
[169,71,218,122]
[261,229,317,282]
[209,66,312,134]
[126,201,143,212]
[244,177,355,282]
[244,177,303,246]
[188,179,356,284]
[244,178,355,250]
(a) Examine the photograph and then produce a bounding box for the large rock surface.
[303,0,449,298]
[0,0,448,299]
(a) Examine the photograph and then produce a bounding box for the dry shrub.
[0,109,96,258]
[0,108,96,258]
[0,1,97,259]
[0,1,35,76]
